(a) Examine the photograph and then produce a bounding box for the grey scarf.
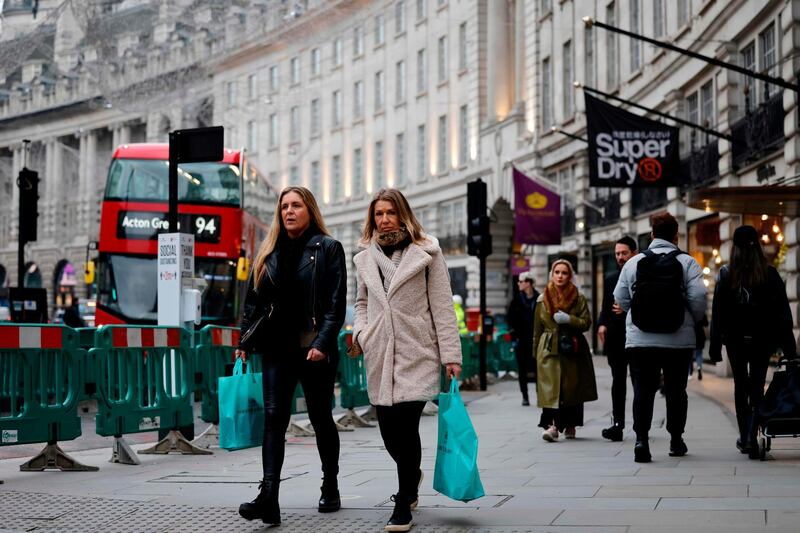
[371,240,404,293]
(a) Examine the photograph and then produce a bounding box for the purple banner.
[510,255,531,275]
[513,167,561,245]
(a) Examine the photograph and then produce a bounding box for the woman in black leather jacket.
[710,225,796,458]
[236,187,347,525]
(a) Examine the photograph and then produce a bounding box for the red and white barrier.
[210,328,240,347]
[110,328,182,349]
[0,326,64,349]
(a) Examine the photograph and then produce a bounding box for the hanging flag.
[510,254,531,275]
[585,93,680,188]
[513,167,561,245]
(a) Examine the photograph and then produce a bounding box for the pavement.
[2,357,800,533]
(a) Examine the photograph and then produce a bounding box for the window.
[248,74,257,100]
[290,56,300,85]
[374,141,384,189]
[311,98,321,136]
[353,148,363,195]
[458,22,467,71]
[247,120,257,151]
[375,15,385,46]
[563,41,573,117]
[290,166,300,186]
[354,81,364,119]
[630,0,640,72]
[606,3,618,88]
[395,133,406,186]
[353,26,364,57]
[740,41,756,111]
[437,114,448,173]
[417,124,427,180]
[269,66,279,92]
[584,27,594,87]
[269,113,279,147]
[417,48,427,93]
[416,0,426,21]
[396,60,406,104]
[687,92,699,148]
[395,0,406,34]
[459,105,468,165]
[375,71,385,112]
[541,0,552,14]
[268,171,278,191]
[542,57,552,128]
[701,81,714,139]
[310,161,320,195]
[438,36,448,83]
[226,80,236,106]
[311,48,321,77]
[677,0,689,27]
[653,0,664,38]
[332,38,343,67]
[557,167,574,207]
[437,0,447,6]
[759,23,776,102]
[332,90,342,127]
[290,106,300,142]
[332,155,342,200]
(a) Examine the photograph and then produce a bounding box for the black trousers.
[515,340,534,399]
[727,342,771,442]
[628,348,692,440]
[607,350,633,427]
[261,350,340,480]
[376,401,426,499]
[539,405,584,431]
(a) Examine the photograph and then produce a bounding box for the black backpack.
[631,249,687,333]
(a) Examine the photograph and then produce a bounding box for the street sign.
[157,233,195,326]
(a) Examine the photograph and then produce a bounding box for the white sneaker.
[542,425,559,442]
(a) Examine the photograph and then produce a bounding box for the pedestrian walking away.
[352,188,462,532]
[690,315,708,381]
[507,271,540,406]
[535,259,598,442]
[614,211,707,463]
[597,236,637,441]
[235,186,347,525]
[709,224,797,458]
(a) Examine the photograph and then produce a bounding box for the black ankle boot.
[634,439,651,463]
[239,477,280,524]
[602,424,624,442]
[318,477,341,513]
[385,493,413,532]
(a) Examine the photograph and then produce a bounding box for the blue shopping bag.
[433,379,485,502]
[219,358,264,451]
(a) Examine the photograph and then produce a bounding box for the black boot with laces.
[239,477,280,524]
[384,493,413,532]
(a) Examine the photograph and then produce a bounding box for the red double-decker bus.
[94,143,270,326]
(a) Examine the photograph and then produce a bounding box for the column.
[10,144,23,249]
[51,139,63,242]
[85,131,99,237]
[513,0,526,113]
[77,131,89,236]
[486,0,512,122]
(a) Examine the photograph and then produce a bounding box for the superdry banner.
[513,167,561,245]
[585,93,680,188]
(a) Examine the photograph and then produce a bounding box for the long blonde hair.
[360,188,426,244]
[253,187,330,285]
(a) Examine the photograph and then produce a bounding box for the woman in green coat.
[533,259,598,442]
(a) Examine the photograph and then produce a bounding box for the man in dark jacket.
[507,272,539,406]
[598,236,637,441]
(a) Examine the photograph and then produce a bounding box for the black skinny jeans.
[727,342,771,442]
[516,340,534,399]
[629,348,692,440]
[607,350,633,427]
[261,350,340,481]
[376,401,426,499]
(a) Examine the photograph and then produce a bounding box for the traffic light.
[467,179,492,257]
[18,167,39,244]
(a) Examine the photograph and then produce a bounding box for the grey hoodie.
[613,238,707,349]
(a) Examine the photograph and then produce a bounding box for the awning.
[687,186,800,217]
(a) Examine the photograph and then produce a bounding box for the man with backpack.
[613,212,707,463]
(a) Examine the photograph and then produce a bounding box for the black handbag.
[558,332,579,357]
[239,303,274,351]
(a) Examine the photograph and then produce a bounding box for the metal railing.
[731,92,785,169]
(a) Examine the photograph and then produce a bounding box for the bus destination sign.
[117,211,221,243]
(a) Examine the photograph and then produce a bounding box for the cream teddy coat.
[353,235,462,406]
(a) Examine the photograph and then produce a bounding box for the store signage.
[117,211,221,243]
[586,94,680,188]
[513,167,561,245]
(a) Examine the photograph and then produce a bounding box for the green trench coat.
[533,292,599,409]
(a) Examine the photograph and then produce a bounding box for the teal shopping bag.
[219,358,264,451]
[433,379,485,502]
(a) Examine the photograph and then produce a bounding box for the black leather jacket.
[239,233,347,359]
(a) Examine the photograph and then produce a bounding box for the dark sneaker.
[602,424,624,442]
[736,438,751,454]
[522,398,530,406]
[697,368,703,380]
[318,478,341,513]
[385,494,413,532]
[669,438,688,457]
[239,478,281,524]
[634,440,651,463]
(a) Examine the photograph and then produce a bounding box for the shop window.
[688,215,721,289]
[743,214,786,266]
